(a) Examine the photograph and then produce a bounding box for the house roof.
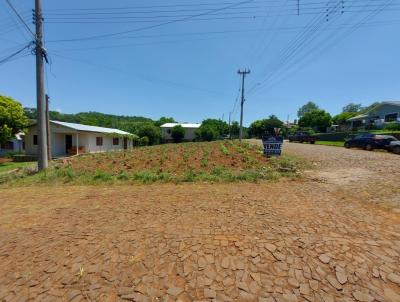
[160,123,201,129]
[347,101,400,122]
[50,121,132,135]
[347,114,369,122]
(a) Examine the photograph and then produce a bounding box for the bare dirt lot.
[0,142,399,301]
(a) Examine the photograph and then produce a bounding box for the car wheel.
[344,142,350,149]
[365,144,374,151]
[392,146,400,155]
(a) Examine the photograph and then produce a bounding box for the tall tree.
[248,116,284,138]
[0,95,28,144]
[298,109,332,133]
[342,103,363,113]
[297,102,319,118]
[171,125,185,143]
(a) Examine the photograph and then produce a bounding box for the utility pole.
[238,69,250,142]
[228,112,232,139]
[46,94,51,160]
[35,0,48,170]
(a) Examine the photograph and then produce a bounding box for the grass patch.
[0,161,36,173]
[315,141,344,147]
[1,141,307,186]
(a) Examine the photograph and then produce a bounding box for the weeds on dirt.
[1,141,307,186]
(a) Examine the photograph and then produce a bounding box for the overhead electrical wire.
[248,0,394,97]
[46,0,257,43]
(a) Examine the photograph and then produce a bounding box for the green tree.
[171,125,185,143]
[154,116,176,127]
[201,119,229,136]
[137,123,161,145]
[248,115,284,138]
[332,112,358,125]
[230,121,240,138]
[297,102,319,118]
[298,109,332,133]
[342,103,363,113]
[195,125,219,141]
[0,95,28,144]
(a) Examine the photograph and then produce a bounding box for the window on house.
[33,135,38,145]
[385,113,398,122]
[96,137,103,146]
[113,137,119,145]
[167,129,171,134]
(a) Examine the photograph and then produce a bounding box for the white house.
[160,123,201,141]
[0,132,24,156]
[25,121,135,157]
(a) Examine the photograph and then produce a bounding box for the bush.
[384,122,400,131]
[136,123,161,145]
[171,125,185,143]
[139,136,149,146]
[195,125,219,141]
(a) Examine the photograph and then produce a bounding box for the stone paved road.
[0,143,399,301]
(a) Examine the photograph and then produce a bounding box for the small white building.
[160,123,201,141]
[0,132,24,156]
[25,121,135,157]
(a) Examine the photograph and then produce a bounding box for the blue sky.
[1,0,399,126]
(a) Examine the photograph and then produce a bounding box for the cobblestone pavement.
[1,144,400,301]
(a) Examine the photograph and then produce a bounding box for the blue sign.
[262,136,284,156]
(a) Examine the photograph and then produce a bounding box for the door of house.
[123,137,128,150]
[65,135,72,153]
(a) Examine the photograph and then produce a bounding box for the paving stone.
[167,286,184,297]
[352,291,374,302]
[204,288,216,299]
[318,254,331,264]
[387,273,400,285]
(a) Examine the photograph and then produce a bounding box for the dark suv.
[344,134,398,151]
[288,131,316,144]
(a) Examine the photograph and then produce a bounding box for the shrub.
[195,125,219,141]
[139,136,149,146]
[384,122,400,131]
[220,143,229,155]
[171,125,185,143]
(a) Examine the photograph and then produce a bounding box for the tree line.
[1,93,397,147]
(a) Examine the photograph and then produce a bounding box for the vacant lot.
[0,142,399,301]
[1,141,304,185]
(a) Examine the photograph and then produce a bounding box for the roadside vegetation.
[0,161,36,173]
[0,141,307,185]
[315,141,345,147]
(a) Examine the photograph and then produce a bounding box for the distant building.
[160,123,201,141]
[347,101,400,129]
[0,132,24,156]
[25,121,135,157]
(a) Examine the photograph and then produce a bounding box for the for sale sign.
[262,136,283,156]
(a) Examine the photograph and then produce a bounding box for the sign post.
[262,128,284,157]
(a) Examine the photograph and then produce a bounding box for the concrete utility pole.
[228,112,232,139]
[238,69,250,142]
[35,0,48,170]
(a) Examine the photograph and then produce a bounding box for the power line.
[0,42,33,65]
[4,0,35,38]
[46,0,256,43]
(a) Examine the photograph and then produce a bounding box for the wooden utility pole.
[35,0,48,170]
[46,94,51,160]
[238,69,250,142]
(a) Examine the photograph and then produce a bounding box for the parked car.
[288,131,316,144]
[387,140,400,154]
[344,134,398,152]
